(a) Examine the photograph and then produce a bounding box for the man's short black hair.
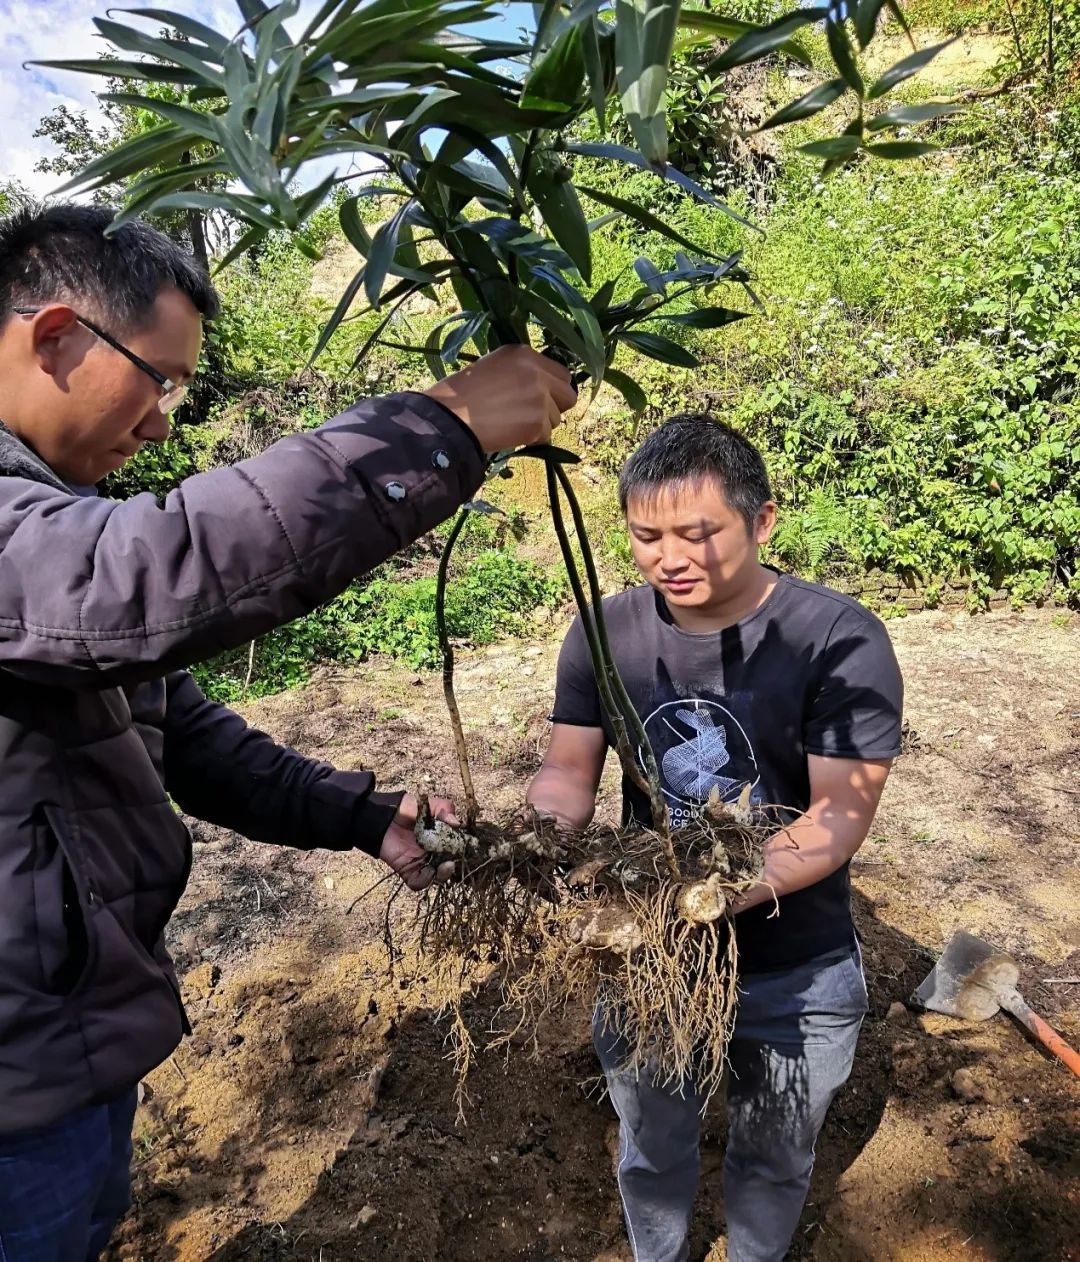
[0,202,219,331]
[618,412,773,530]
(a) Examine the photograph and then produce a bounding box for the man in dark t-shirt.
[527,414,903,1262]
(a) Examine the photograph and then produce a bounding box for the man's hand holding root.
[379,793,459,890]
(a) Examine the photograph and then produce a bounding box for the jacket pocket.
[31,806,99,998]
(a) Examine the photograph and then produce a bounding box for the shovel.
[912,929,1080,1078]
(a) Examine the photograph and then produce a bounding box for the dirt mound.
[109,609,1080,1261]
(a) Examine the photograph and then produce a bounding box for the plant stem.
[551,464,675,869]
[436,508,479,828]
[543,463,625,743]
[1004,0,1025,66]
[1047,3,1055,79]
[543,463,677,877]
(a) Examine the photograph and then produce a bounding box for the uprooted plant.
[49,0,958,1100]
[400,446,793,1108]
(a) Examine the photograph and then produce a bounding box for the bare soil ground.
[109,607,1079,1262]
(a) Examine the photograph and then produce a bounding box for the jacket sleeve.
[163,671,401,855]
[0,393,484,687]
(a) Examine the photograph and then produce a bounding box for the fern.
[770,488,856,577]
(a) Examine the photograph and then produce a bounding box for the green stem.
[436,508,479,828]
[543,463,624,738]
[544,464,677,876]
[552,464,674,866]
[621,282,699,327]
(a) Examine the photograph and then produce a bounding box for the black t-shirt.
[551,572,904,971]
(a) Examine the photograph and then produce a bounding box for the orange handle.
[999,990,1080,1078]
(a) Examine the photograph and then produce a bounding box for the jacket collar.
[0,420,86,494]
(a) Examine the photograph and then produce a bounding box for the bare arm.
[734,754,893,914]
[527,722,608,830]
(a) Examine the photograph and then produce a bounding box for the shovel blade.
[912,929,1020,1021]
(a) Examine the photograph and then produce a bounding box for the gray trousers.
[594,946,868,1262]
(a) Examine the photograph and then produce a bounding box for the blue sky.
[0,0,532,195]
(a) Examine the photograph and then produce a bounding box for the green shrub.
[193,548,563,701]
[582,86,1079,605]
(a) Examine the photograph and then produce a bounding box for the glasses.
[13,307,189,414]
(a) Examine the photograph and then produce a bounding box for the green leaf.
[707,8,828,72]
[756,78,847,132]
[151,190,282,231]
[589,278,618,313]
[533,0,564,51]
[289,168,336,225]
[569,142,758,232]
[798,134,863,159]
[867,38,957,100]
[634,257,666,293]
[520,290,595,375]
[451,272,484,315]
[884,0,915,50]
[296,239,324,262]
[620,329,699,367]
[468,218,574,271]
[92,17,225,86]
[442,312,490,364]
[30,57,204,86]
[615,0,682,165]
[367,264,454,318]
[98,93,222,145]
[249,0,299,79]
[678,10,812,67]
[434,126,526,206]
[676,12,753,38]
[391,219,425,297]
[588,210,622,233]
[581,15,614,129]
[424,312,470,381]
[604,367,649,412]
[854,0,887,48]
[301,0,368,43]
[114,160,233,226]
[826,17,864,96]
[866,102,963,131]
[657,306,750,329]
[116,8,231,58]
[552,0,611,39]
[529,265,608,383]
[577,184,726,260]
[400,86,459,128]
[288,87,402,121]
[52,124,192,195]
[529,174,593,283]
[522,26,586,111]
[213,223,271,274]
[865,141,940,158]
[365,201,412,308]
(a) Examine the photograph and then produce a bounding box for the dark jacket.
[0,394,483,1134]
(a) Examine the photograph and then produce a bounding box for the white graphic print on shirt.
[638,697,760,827]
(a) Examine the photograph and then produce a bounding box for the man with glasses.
[13,307,193,415]
[0,202,575,1261]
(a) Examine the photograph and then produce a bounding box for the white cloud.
[0,0,110,193]
[0,0,327,196]
[1,2,518,204]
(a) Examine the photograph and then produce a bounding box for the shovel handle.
[999,989,1080,1078]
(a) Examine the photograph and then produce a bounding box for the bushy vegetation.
[14,2,1078,697]
[193,546,562,701]
[573,35,1079,607]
